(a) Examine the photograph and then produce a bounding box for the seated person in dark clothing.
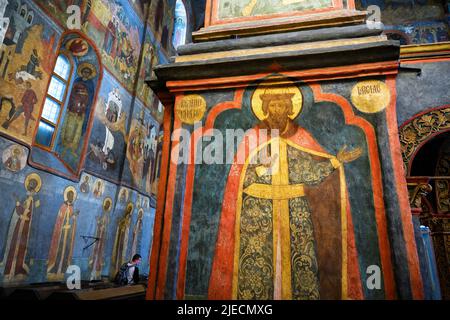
[126,254,142,285]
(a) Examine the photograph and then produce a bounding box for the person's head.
[25,81,32,89]
[81,67,92,80]
[104,199,111,211]
[126,203,133,216]
[131,254,142,265]
[260,91,295,131]
[27,178,38,192]
[67,190,75,203]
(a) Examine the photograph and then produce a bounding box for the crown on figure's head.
[259,87,295,101]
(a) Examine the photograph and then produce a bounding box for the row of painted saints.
[1,173,145,282]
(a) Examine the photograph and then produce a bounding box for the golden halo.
[138,208,144,218]
[103,197,113,212]
[64,186,77,202]
[94,179,104,192]
[121,188,129,198]
[251,81,303,121]
[77,62,97,79]
[126,202,134,214]
[24,173,42,193]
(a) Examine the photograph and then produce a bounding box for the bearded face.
[263,98,292,131]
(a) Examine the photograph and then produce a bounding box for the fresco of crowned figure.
[89,197,112,280]
[1,173,41,282]
[59,62,96,160]
[218,0,333,19]
[111,202,134,275]
[209,84,363,300]
[47,186,79,280]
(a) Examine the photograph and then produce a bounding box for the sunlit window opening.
[172,0,187,50]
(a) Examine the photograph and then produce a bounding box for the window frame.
[34,52,73,151]
[19,5,27,18]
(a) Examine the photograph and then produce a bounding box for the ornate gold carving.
[351,80,390,114]
[399,107,450,171]
[407,182,432,210]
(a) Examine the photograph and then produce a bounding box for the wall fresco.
[148,0,175,54]
[0,137,156,284]
[217,0,333,20]
[0,0,171,286]
[82,0,144,92]
[123,99,160,196]
[84,70,131,182]
[0,0,62,144]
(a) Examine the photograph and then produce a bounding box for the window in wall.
[35,54,72,149]
[20,5,26,18]
[32,34,101,177]
[172,0,187,49]
[27,12,34,24]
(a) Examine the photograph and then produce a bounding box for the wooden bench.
[47,284,146,300]
[7,285,67,300]
[0,282,65,299]
[2,281,116,300]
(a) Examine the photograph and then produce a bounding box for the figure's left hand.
[337,145,363,163]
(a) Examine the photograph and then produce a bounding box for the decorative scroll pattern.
[238,197,274,300]
[238,163,274,300]
[288,147,334,186]
[289,197,320,300]
[399,107,450,171]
